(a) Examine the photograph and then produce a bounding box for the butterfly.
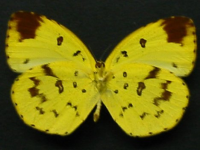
[5,11,197,137]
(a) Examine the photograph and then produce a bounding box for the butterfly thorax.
[94,61,112,93]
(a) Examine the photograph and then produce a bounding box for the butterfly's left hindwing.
[101,63,189,137]
[11,62,99,135]
[6,11,96,73]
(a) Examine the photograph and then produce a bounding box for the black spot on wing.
[55,80,64,93]
[74,71,78,76]
[154,110,164,118]
[11,11,43,41]
[31,124,35,127]
[73,106,78,111]
[161,16,194,44]
[23,59,30,64]
[172,62,178,68]
[182,107,187,110]
[115,51,128,63]
[164,128,168,131]
[66,102,80,117]
[82,89,86,93]
[123,72,127,77]
[124,83,129,89]
[121,51,128,57]
[76,112,80,117]
[140,112,148,120]
[38,93,47,103]
[140,38,147,48]
[122,106,127,112]
[116,57,120,63]
[66,102,72,106]
[114,90,118,94]
[128,103,133,108]
[51,109,59,118]
[45,129,49,132]
[73,50,86,61]
[137,82,146,96]
[73,50,81,56]
[73,82,77,88]
[149,132,153,135]
[57,36,63,46]
[36,106,45,114]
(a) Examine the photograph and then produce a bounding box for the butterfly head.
[95,61,105,77]
[95,61,105,69]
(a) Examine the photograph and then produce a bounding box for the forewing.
[6,11,96,73]
[105,16,197,77]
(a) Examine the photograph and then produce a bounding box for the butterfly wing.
[11,61,99,135]
[105,16,197,77]
[6,11,96,73]
[101,63,189,137]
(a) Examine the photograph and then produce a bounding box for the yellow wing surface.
[5,12,197,137]
[102,16,196,137]
[105,16,197,77]
[101,63,189,137]
[11,61,99,135]
[6,11,96,73]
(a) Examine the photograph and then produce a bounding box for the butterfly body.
[6,11,197,137]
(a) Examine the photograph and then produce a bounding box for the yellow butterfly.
[6,11,197,137]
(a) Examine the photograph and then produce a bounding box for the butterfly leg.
[93,99,102,122]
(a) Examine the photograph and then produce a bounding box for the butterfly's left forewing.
[105,16,197,77]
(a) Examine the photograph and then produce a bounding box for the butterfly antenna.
[99,45,113,61]
[87,44,98,61]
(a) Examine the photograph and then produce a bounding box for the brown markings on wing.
[28,77,47,103]
[161,17,194,44]
[42,64,57,77]
[154,81,172,106]
[38,93,47,103]
[11,11,43,41]
[145,67,160,79]
[28,77,40,97]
